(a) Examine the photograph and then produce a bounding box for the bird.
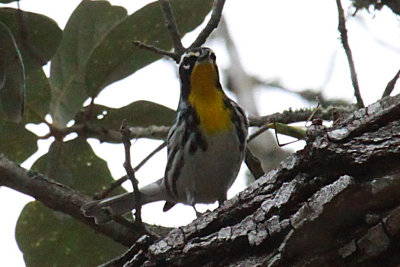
[81,47,248,224]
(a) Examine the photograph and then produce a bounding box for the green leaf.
[75,100,176,130]
[0,8,61,122]
[85,0,213,98]
[23,67,51,124]
[0,20,25,122]
[16,202,126,267]
[33,138,126,195]
[0,0,18,3]
[16,138,129,266]
[0,8,62,66]
[49,1,127,127]
[0,120,38,162]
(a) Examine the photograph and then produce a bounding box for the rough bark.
[0,156,171,246]
[119,93,400,266]
[2,93,400,266]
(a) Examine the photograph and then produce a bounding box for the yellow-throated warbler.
[82,47,248,223]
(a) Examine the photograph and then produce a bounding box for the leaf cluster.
[0,0,212,265]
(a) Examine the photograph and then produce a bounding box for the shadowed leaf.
[75,100,176,130]
[0,120,38,163]
[0,8,61,122]
[85,0,213,98]
[16,138,129,266]
[49,1,127,127]
[16,202,126,267]
[32,138,126,195]
[0,20,25,122]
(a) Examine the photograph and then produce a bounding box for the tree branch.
[249,105,355,127]
[3,92,400,265]
[382,68,400,98]
[158,0,185,55]
[336,0,364,108]
[120,120,144,227]
[0,155,145,246]
[82,125,170,143]
[95,141,167,200]
[132,41,179,61]
[190,0,226,49]
[117,92,400,265]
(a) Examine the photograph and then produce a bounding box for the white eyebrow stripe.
[179,51,200,65]
[187,51,201,57]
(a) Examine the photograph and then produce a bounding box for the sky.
[1,0,400,266]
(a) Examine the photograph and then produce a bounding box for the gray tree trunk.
[120,93,400,266]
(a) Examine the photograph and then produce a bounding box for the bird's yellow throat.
[188,62,232,134]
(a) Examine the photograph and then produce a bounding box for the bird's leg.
[218,193,227,207]
[192,205,203,218]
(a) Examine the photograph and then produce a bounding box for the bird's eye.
[210,53,216,61]
[182,57,191,70]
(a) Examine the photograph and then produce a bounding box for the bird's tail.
[81,178,168,224]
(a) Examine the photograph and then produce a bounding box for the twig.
[94,176,126,200]
[134,141,167,172]
[190,0,225,48]
[249,105,355,127]
[336,0,364,109]
[99,235,152,267]
[158,0,185,55]
[272,119,300,147]
[95,141,167,200]
[133,41,179,62]
[190,0,226,49]
[134,0,226,61]
[120,120,144,228]
[247,124,272,143]
[252,77,351,107]
[381,68,400,98]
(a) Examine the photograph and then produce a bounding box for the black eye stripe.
[181,56,197,69]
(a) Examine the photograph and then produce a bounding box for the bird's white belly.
[175,130,244,204]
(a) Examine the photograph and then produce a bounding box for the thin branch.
[120,120,144,228]
[248,124,273,143]
[42,108,355,144]
[336,0,364,108]
[100,235,152,267]
[251,77,351,107]
[83,125,170,143]
[249,105,355,127]
[95,141,167,200]
[382,68,400,98]
[190,0,226,49]
[133,41,179,62]
[158,0,185,55]
[134,141,167,172]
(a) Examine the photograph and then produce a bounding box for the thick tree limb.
[0,156,170,246]
[2,93,400,265]
[119,93,400,266]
